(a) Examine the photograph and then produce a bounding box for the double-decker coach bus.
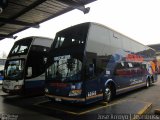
[2,36,53,95]
[45,22,157,104]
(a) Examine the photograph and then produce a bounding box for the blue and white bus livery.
[45,22,157,104]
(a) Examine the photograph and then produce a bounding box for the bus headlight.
[45,88,49,93]
[69,89,82,96]
[14,85,22,90]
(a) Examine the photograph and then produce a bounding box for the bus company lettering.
[126,54,144,62]
[130,79,143,85]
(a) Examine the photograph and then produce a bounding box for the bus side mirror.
[26,67,32,77]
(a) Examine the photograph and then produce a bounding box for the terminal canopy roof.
[0,0,96,40]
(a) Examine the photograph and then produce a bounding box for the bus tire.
[151,76,154,83]
[146,78,150,88]
[103,85,113,103]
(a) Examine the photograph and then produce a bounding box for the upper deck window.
[52,23,89,49]
[9,38,32,56]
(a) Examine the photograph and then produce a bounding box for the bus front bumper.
[2,87,23,94]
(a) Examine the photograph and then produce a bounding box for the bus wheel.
[146,78,150,88]
[151,76,154,83]
[103,85,113,102]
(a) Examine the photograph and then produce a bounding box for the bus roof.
[57,22,155,52]
[90,22,155,51]
[15,36,53,42]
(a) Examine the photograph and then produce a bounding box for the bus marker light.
[106,70,110,75]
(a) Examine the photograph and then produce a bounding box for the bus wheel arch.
[103,81,116,102]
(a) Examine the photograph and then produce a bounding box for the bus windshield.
[46,55,82,82]
[9,38,32,56]
[5,59,24,80]
[46,23,89,82]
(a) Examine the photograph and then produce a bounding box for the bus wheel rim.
[105,87,111,101]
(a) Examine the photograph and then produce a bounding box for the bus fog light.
[69,89,82,96]
[14,85,22,90]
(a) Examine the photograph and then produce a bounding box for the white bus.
[2,36,53,95]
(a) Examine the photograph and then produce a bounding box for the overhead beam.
[0,0,47,27]
[0,34,17,39]
[56,0,90,14]
[0,18,39,28]
[9,0,47,20]
[0,0,96,40]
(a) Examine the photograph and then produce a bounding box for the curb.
[132,103,152,120]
